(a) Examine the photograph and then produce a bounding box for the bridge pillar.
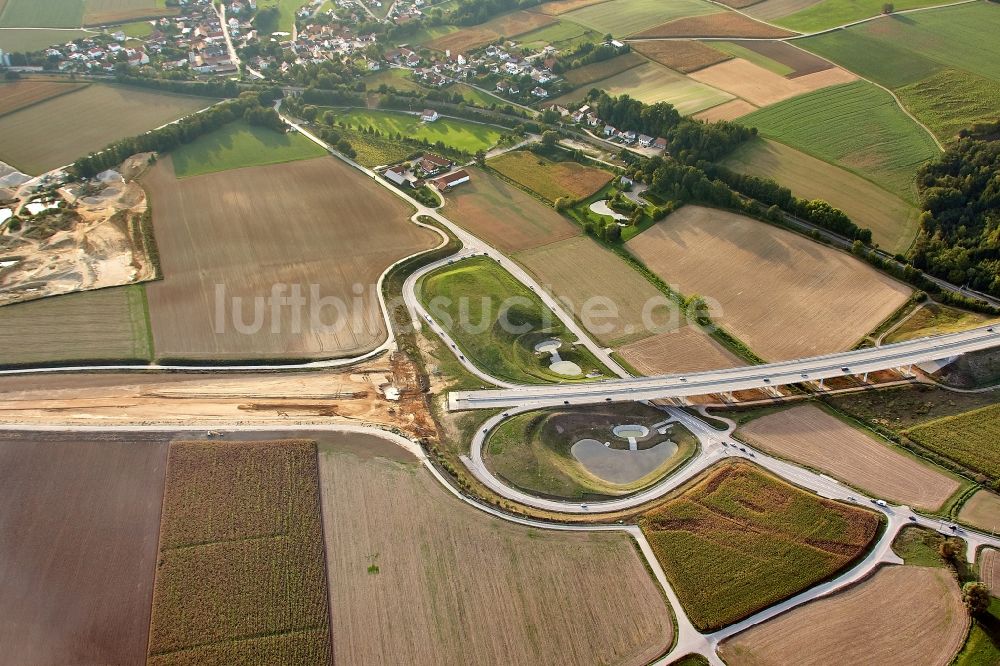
[862,372,869,383]
[816,378,825,389]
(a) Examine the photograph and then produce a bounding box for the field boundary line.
[782,0,980,40]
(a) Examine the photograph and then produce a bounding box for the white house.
[604,125,616,137]
[384,166,408,186]
[531,86,548,98]
[420,109,439,122]
[637,134,654,147]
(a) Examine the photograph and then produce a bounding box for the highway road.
[451,323,1000,409]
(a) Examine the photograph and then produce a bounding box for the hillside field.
[317,433,673,664]
[488,150,612,202]
[718,565,968,665]
[0,432,169,665]
[0,0,83,27]
[775,0,949,32]
[0,286,152,367]
[631,40,731,73]
[0,84,211,174]
[83,0,176,25]
[441,167,581,251]
[332,108,503,154]
[0,80,88,116]
[632,12,795,38]
[147,440,331,665]
[561,0,720,37]
[143,155,436,361]
[721,138,919,254]
[426,10,554,52]
[640,460,881,631]
[904,403,1000,481]
[737,81,939,202]
[625,206,912,361]
[169,121,326,178]
[418,256,608,384]
[738,404,961,510]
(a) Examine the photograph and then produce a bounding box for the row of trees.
[72,93,281,178]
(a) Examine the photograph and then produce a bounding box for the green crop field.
[337,127,415,167]
[364,67,427,94]
[721,137,919,254]
[0,28,91,52]
[0,0,84,28]
[418,257,610,384]
[332,108,504,154]
[488,150,613,202]
[444,82,508,108]
[799,29,941,89]
[561,0,720,37]
[254,0,308,34]
[169,122,326,178]
[896,69,1000,143]
[737,80,939,202]
[905,403,1000,481]
[775,0,947,33]
[0,286,152,367]
[515,19,599,51]
[486,404,698,499]
[640,460,882,631]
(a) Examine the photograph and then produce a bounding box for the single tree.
[962,582,991,615]
[882,2,894,13]
[541,130,559,147]
[939,538,962,565]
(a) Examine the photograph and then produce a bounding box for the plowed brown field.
[739,404,960,510]
[692,99,757,121]
[0,80,86,116]
[982,549,999,596]
[634,13,795,38]
[427,10,554,52]
[631,40,732,73]
[690,58,855,107]
[143,156,436,361]
[959,490,1000,533]
[0,431,168,665]
[719,566,969,665]
[318,434,673,665]
[625,206,911,360]
[443,167,580,251]
[619,326,742,375]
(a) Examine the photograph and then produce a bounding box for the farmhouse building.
[384,166,409,186]
[420,109,439,122]
[433,169,470,191]
[418,153,451,174]
[653,137,668,151]
[637,134,654,147]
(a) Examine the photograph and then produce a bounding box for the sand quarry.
[0,155,157,306]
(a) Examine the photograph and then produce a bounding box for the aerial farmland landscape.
[0,0,998,664]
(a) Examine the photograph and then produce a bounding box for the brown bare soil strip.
[625,206,911,361]
[0,80,87,117]
[633,13,795,39]
[443,167,580,252]
[719,566,969,665]
[689,58,856,107]
[534,0,611,15]
[0,431,168,665]
[428,10,555,52]
[713,0,765,8]
[959,490,1000,533]
[143,156,436,361]
[692,98,757,121]
[726,39,833,77]
[619,326,742,375]
[0,354,437,439]
[631,40,732,73]
[982,549,999,596]
[740,404,960,510]
[514,235,669,346]
[318,438,673,664]
[147,439,331,665]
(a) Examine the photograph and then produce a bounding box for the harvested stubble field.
[738,404,960,510]
[884,302,995,344]
[983,549,1000,596]
[534,0,609,14]
[959,491,1000,534]
[0,80,87,116]
[721,39,834,78]
[317,433,673,665]
[143,156,436,361]
[442,167,580,251]
[488,150,612,202]
[721,138,918,254]
[737,80,939,202]
[639,460,881,631]
[633,12,795,39]
[0,431,169,665]
[0,285,152,367]
[626,206,912,361]
[148,440,331,665]
[562,51,646,87]
[689,58,856,108]
[692,99,757,122]
[0,84,211,175]
[904,403,1000,481]
[550,61,733,115]
[427,10,555,52]
[83,0,177,25]
[718,565,968,665]
[561,0,720,37]
[618,326,741,375]
[631,40,731,74]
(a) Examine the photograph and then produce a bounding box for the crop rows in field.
[640,460,881,631]
[737,80,939,201]
[905,403,1000,481]
[147,440,332,665]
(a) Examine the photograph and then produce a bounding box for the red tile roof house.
[420,109,439,122]
[418,153,451,175]
[432,169,470,191]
